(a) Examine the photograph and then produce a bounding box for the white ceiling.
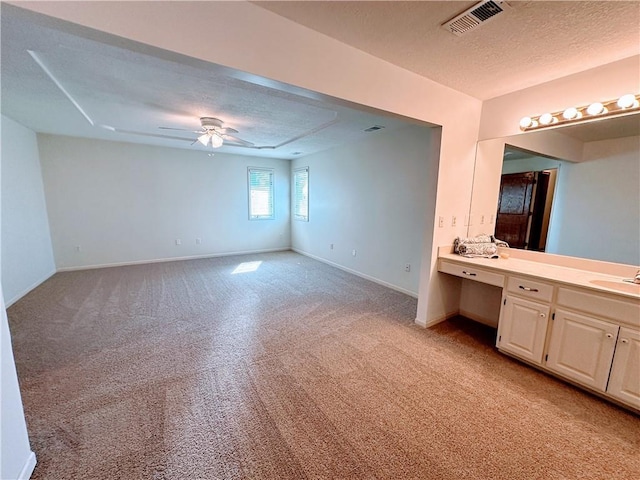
[2,1,639,158]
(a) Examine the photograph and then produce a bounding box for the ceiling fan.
[159,117,254,148]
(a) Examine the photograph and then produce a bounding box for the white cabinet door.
[607,327,640,409]
[546,309,619,391]
[497,295,550,364]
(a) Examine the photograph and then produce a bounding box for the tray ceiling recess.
[2,5,415,159]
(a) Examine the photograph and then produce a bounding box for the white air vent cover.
[442,0,511,36]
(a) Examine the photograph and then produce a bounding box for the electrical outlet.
[352,249,357,257]
[438,216,444,228]
[196,238,201,245]
[490,214,495,224]
[405,263,411,272]
[330,243,334,250]
[175,239,181,245]
[75,245,81,252]
[480,215,485,224]
[451,216,457,227]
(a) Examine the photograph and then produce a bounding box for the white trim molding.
[5,270,56,308]
[56,248,290,272]
[292,248,418,299]
[17,451,37,480]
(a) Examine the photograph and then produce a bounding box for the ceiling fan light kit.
[519,93,640,132]
[210,133,224,148]
[159,117,249,150]
[197,133,210,146]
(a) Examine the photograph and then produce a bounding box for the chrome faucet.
[624,269,640,284]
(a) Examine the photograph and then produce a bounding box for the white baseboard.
[55,247,291,272]
[17,451,37,480]
[421,310,459,328]
[5,269,56,308]
[292,248,418,298]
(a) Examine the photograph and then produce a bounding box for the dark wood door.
[528,171,551,251]
[495,172,535,249]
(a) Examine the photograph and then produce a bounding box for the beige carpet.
[7,251,640,479]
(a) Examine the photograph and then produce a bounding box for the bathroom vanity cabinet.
[498,276,553,364]
[438,252,640,412]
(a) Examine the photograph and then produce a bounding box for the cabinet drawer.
[507,276,554,302]
[438,260,504,287]
[557,287,640,328]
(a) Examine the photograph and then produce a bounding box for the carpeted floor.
[7,251,640,479]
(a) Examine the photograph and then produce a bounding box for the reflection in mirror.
[496,146,560,251]
[468,112,640,266]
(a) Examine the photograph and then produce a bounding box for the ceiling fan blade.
[224,135,255,147]
[159,126,202,133]
[220,127,238,135]
[103,126,195,142]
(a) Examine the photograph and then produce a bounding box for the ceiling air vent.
[441,0,511,36]
[364,125,385,132]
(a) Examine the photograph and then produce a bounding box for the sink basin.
[590,279,640,295]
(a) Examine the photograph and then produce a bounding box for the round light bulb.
[587,102,605,115]
[519,116,533,129]
[210,133,224,148]
[617,94,638,109]
[562,107,579,120]
[539,113,554,125]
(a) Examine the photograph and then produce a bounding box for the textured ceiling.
[1,2,639,158]
[256,1,640,100]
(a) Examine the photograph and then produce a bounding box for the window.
[248,168,274,220]
[293,167,309,221]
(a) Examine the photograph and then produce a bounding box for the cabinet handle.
[539,313,546,318]
[621,338,629,344]
[606,333,614,338]
[462,271,477,276]
[519,286,539,292]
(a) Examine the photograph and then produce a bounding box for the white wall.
[38,135,291,270]
[1,290,36,480]
[0,118,37,480]
[291,125,436,296]
[547,136,640,265]
[1,115,56,306]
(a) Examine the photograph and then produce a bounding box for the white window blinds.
[248,168,274,220]
[293,167,309,221]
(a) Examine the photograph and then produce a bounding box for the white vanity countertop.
[439,253,640,301]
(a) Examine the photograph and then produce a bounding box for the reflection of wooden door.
[495,172,534,248]
[528,171,551,251]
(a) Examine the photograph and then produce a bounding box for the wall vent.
[364,125,385,132]
[441,0,511,36]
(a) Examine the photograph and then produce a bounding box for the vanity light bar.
[519,93,640,131]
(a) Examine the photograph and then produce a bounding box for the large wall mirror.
[468,112,640,266]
